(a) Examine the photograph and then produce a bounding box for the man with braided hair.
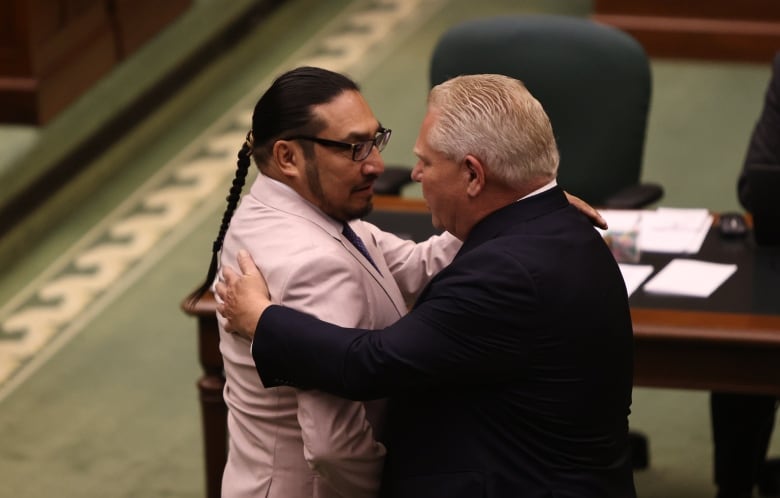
[188,66,462,498]
[190,67,606,498]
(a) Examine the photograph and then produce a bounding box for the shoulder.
[223,213,354,286]
[773,51,780,76]
[769,52,780,95]
[227,201,340,253]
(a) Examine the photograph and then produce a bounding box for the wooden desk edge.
[373,195,429,212]
[631,308,780,345]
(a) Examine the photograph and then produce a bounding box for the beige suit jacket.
[218,174,460,498]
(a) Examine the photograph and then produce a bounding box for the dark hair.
[187,67,360,305]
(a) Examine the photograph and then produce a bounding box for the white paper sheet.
[637,208,713,254]
[617,264,654,297]
[642,259,737,298]
[598,208,712,255]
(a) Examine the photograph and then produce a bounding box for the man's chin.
[357,202,374,219]
[344,201,373,221]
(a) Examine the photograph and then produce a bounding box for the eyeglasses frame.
[282,127,392,162]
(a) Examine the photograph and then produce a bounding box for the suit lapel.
[253,175,407,318]
[343,224,408,318]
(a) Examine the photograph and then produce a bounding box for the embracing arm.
[218,250,533,400]
[252,291,530,400]
[250,304,475,399]
[371,227,460,298]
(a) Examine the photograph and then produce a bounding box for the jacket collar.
[249,173,343,239]
[456,185,569,257]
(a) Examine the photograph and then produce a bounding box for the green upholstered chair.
[377,15,662,209]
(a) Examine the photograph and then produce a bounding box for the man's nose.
[410,162,423,182]
[363,147,385,175]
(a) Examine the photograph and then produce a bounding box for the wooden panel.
[0,0,191,124]
[36,26,117,121]
[0,1,33,74]
[109,0,192,57]
[0,4,13,45]
[593,0,780,62]
[0,0,116,123]
[634,338,780,396]
[594,0,779,21]
[631,308,780,395]
[31,0,115,76]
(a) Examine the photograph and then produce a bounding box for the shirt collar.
[517,178,557,202]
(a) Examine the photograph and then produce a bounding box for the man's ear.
[464,154,485,197]
[272,140,303,178]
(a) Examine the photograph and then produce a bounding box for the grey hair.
[427,74,559,188]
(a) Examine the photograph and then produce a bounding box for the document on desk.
[598,208,712,254]
[642,259,737,298]
[618,264,654,297]
[638,208,713,254]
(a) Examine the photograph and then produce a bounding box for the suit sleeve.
[366,223,461,299]
[253,250,536,400]
[739,52,780,210]
[274,252,386,498]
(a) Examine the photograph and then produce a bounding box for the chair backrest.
[430,15,652,206]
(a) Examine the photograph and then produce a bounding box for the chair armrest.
[602,183,664,209]
[374,166,413,195]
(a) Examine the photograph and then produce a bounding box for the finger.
[214,281,226,300]
[565,191,608,230]
[593,209,608,230]
[584,206,608,230]
[222,265,238,285]
[237,249,260,276]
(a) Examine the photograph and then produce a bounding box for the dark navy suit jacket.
[252,186,636,498]
[738,51,780,210]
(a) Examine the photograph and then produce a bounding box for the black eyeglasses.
[283,128,392,162]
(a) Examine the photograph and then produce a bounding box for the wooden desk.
[181,197,780,498]
[632,308,780,396]
[592,0,780,62]
[0,0,192,124]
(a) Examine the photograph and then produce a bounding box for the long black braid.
[186,132,253,305]
[187,66,360,305]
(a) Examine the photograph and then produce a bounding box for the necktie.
[342,223,381,273]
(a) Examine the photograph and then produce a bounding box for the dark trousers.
[711,392,778,498]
